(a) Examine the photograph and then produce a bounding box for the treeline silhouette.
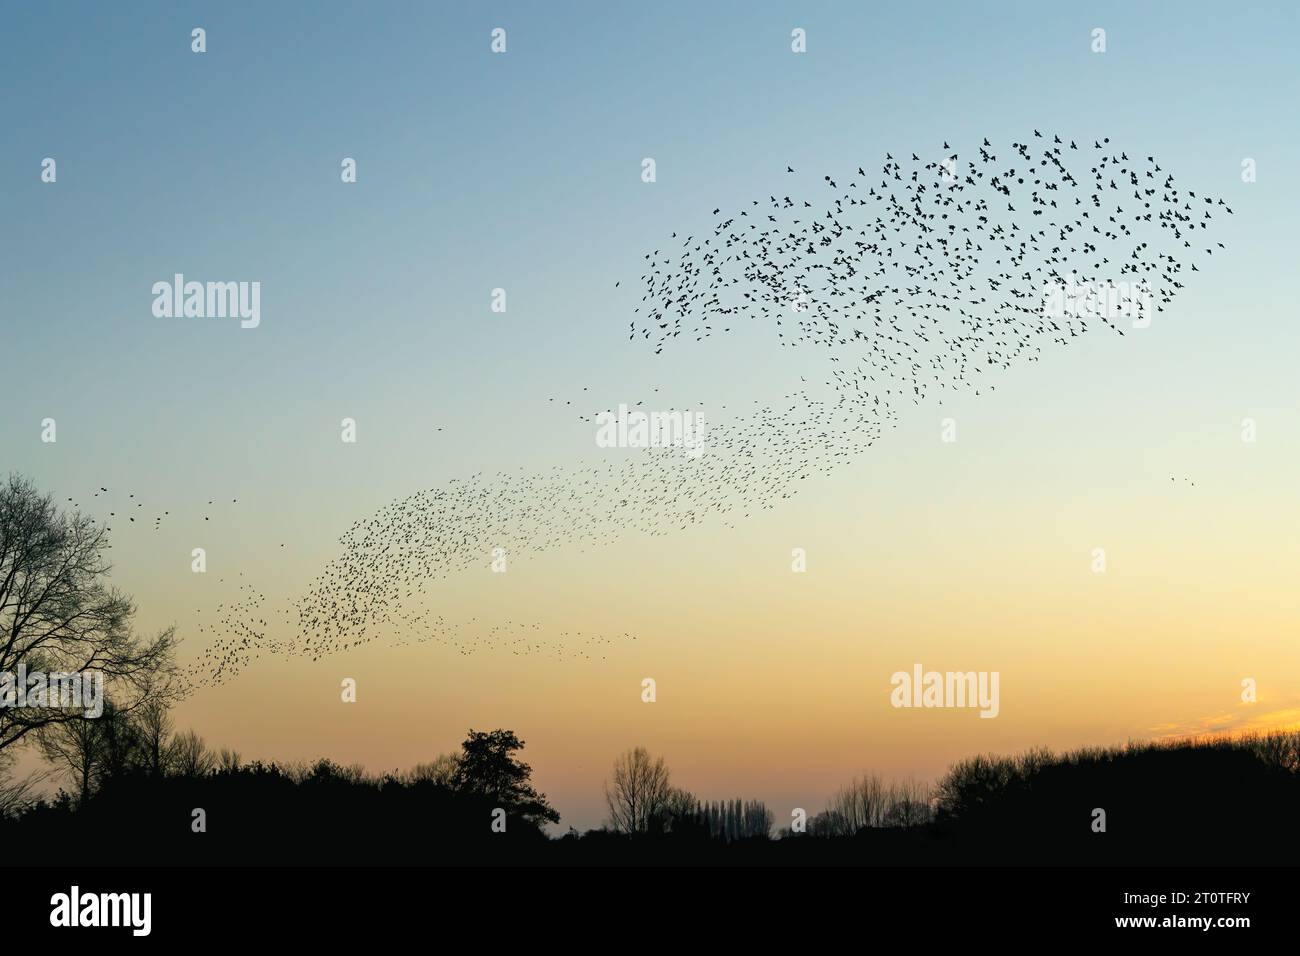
[6,474,1295,864]
[4,711,1299,865]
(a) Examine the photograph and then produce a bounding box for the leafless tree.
[695,797,774,840]
[882,777,934,828]
[809,808,852,837]
[604,746,672,834]
[825,773,934,832]
[216,747,242,773]
[0,749,46,817]
[0,474,177,754]
[662,786,698,829]
[135,699,175,777]
[36,715,103,801]
[134,665,182,777]
[830,772,889,832]
[741,799,775,838]
[170,730,214,778]
[404,752,460,786]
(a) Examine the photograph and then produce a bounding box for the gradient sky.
[3,1,1299,831]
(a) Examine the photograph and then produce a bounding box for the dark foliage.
[4,731,1298,865]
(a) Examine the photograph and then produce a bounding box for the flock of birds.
[629,131,1228,404]
[187,573,634,687]
[177,385,890,688]
[148,133,1227,692]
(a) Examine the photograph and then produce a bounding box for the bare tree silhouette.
[0,749,44,817]
[404,752,460,787]
[36,714,103,802]
[604,746,672,834]
[169,730,214,778]
[0,474,176,754]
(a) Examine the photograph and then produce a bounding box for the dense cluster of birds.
[630,132,1229,403]
[176,134,1226,691]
